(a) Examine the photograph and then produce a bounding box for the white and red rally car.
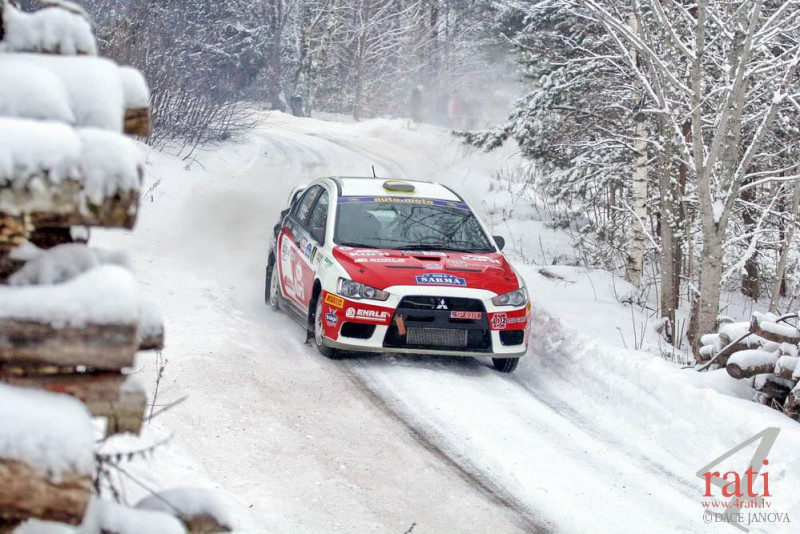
[265,177,530,373]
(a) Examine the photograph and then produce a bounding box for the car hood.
[332,246,520,295]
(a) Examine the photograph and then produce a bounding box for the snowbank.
[0,3,96,55]
[0,118,143,211]
[0,265,140,328]
[136,488,231,530]
[0,384,94,478]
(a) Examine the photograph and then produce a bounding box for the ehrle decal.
[451,311,482,320]
[415,273,467,287]
[354,257,406,263]
[491,313,526,330]
[345,308,391,322]
[462,254,501,264]
[350,250,390,257]
[325,309,339,326]
[324,293,344,308]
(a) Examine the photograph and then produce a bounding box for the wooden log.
[749,315,800,344]
[784,385,800,417]
[0,178,139,229]
[88,386,146,436]
[124,108,151,138]
[0,319,138,370]
[139,328,164,352]
[775,356,799,381]
[726,349,781,379]
[0,370,124,403]
[754,374,794,399]
[0,458,91,525]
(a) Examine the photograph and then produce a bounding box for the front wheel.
[492,357,519,373]
[313,294,340,359]
[265,261,280,311]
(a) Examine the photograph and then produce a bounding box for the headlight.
[492,287,528,307]
[337,278,390,301]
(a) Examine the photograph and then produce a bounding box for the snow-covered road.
[95,113,800,533]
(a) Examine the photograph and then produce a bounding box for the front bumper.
[320,287,530,357]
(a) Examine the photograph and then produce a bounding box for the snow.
[136,488,231,529]
[13,498,187,534]
[0,3,96,55]
[137,299,163,343]
[119,67,150,109]
[757,318,800,340]
[0,384,94,478]
[0,55,145,131]
[0,265,140,328]
[0,118,143,210]
[8,243,130,286]
[728,349,781,369]
[86,112,800,533]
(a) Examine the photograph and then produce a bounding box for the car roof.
[328,177,462,202]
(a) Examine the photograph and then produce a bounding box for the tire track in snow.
[341,363,552,534]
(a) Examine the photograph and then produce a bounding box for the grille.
[407,327,467,348]
[383,296,491,351]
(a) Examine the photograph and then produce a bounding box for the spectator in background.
[291,93,304,117]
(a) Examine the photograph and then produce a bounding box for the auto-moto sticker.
[345,307,391,322]
[350,250,389,257]
[354,257,406,263]
[325,309,339,326]
[324,293,344,308]
[451,311,482,320]
[462,254,501,264]
[338,196,470,210]
[415,273,467,287]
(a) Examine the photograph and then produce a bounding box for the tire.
[265,260,280,311]
[313,294,340,359]
[492,357,519,373]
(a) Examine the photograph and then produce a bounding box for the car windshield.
[334,196,494,252]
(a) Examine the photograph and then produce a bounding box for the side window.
[307,190,329,242]
[292,186,320,225]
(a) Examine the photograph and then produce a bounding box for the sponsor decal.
[446,260,467,268]
[415,273,467,287]
[324,293,344,308]
[354,257,406,263]
[338,246,354,251]
[402,251,447,257]
[451,311,482,320]
[311,247,318,263]
[345,308,391,322]
[338,196,470,210]
[294,263,305,300]
[300,237,309,251]
[322,256,334,268]
[462,254,501,264]
[491,313,526,330]
[422,263,444,270]
[304,242,313,258]
[325,309,339,326]
[350,250,389,257]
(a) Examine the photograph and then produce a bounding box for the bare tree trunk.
[352,0,371,121]
[658,116,678,338]
[769,179,800,312]
[741,181,760,298]
[624,12,647,288]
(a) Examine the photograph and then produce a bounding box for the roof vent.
[383,180,415,192]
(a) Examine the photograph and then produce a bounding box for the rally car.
[264,177,530,373]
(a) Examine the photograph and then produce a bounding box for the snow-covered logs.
[0,1,163,529]
[698,312,800,419]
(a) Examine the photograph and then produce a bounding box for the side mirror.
[493,235,505,251]
[311,227,326,244]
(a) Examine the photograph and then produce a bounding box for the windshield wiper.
[396,244,489,253]
[336,242,380,249]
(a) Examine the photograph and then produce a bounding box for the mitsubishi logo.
[436,298,448,310]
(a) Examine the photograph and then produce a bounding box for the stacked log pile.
[698,312,800,420]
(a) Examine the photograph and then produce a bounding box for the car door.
[278,186,320,309]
